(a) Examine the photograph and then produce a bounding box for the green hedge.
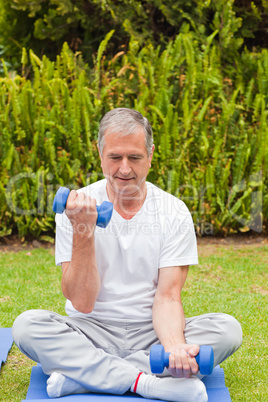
[0,31,267,238]
[1,0,267,70]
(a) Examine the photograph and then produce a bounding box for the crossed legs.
[12,310,242,400]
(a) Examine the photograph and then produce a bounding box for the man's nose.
[119,158,131,175]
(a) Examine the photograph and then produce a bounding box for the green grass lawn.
[0,242,267,401]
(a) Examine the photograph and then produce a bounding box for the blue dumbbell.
[52,187,113,228]
[150,345,214,375]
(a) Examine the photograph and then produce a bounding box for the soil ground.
[0,233,267,255]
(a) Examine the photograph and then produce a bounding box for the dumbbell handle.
[52,187,113,228]
[150,345,214,375]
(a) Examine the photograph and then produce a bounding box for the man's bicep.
[156,266,189,298]
[61,261,70,276]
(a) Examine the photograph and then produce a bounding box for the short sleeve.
[159,200,198,268]
[55,212,73,266]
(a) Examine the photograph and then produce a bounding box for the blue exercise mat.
[23,364,231,402]
[0,327,13,369]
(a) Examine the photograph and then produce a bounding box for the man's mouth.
[116,177,134,181]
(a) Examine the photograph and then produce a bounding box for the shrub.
[0,32,267,238]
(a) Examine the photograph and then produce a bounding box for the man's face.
[99,129,154,200]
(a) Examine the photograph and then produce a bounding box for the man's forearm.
[152,296,186,350]
[62,233,101,314]
[152,266,200,378]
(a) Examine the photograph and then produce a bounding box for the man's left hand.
[166,344,200,378]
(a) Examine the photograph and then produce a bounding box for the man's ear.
[98,146,102,166]
[149,144,155,167]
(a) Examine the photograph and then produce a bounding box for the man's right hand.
[65,190,98,237]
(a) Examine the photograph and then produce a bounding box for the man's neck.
[106,182,147,220]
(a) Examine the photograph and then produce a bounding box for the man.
[12,108,242,402]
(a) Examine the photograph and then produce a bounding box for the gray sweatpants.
[12,311,242,395]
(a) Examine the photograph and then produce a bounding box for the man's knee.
[12,309,46,349]
[220,313,242,353]
[224,314,242,350]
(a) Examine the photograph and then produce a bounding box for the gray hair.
[98,108,154,156]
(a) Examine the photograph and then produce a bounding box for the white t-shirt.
[55,180,198,322]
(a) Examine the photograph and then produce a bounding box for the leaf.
[197,96,212,121]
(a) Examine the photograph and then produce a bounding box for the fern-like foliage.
[0,30,267,237]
